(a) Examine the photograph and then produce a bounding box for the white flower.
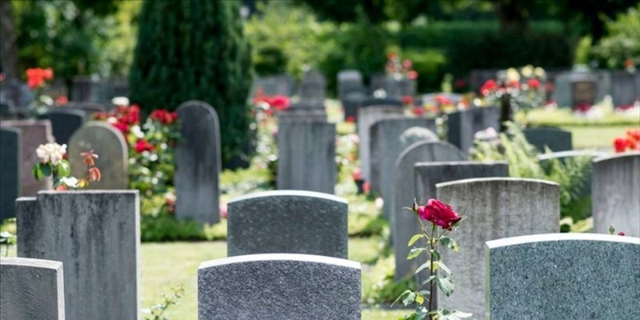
[474,127,498,140]
[59,177,78,188]
[112,96,129,106]
[36,143,67,165]
[130,125,144,139]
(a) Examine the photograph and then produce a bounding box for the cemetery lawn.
[563,125,640,149]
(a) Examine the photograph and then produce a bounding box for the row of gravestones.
[1,187,638,319]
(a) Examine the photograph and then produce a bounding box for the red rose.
[413,107,424,116]
[435,95,452,105]
[345,116,355,123]
[402,95,414,105]
[627,129,640,143]
[270,95,290,111]
[480,80,498,96]
[135,139,155,153]
[613,137,629,153]
[112,121,129,134]
[527,78,541,90]
[55,96,69,105]
[418,199,462,230]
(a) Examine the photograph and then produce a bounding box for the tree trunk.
[0,0,19,81]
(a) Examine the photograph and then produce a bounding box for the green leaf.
[57,160,71,177]
[608,224,615,235]
[402,292,416,306]
[414,260,431,274]
[440,236,459,253]
[431,250,441,262]
[439,261,452,275]
[437,276,455,297]
[415,293,425,305]
[407,247,427,260]
[40,164,52,177]
[391,290,412,307]
[408,234,425,247]
[32,164,43,180]
[421,275,437,286]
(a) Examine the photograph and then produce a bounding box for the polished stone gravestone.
[370,119,436,217]
[338,70,366,120]
[37,108,86,145]
[17,190,140,320]
[391,161,510,280]
[175,101,221,225]
[228,190,348,258]
[198,254,361,320]
[446,106,500,154]
[611,72,640,107]
[0,127,21,220]
[68,121,128,189]
[0,257,65,320]
[357,105,404,182]
[0,120,54,196]
[592,153,640,237]
[522,127,573,152]
[485,233,640,320]
[277,118,336,194]
[435,178,560,317]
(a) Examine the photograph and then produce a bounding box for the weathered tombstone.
[251,75,295,97]
[357,105,404,182]
[298,70,326,108]
[0,257,65,320]
[611,71,640,107]
[370,119,436,217]
[228,190,348,258]
[522,127,573,152]
[338,70,366,120]
[17,190,140,320]
[435,178,560,317]
[277,119,336,194]
[592,153,640,236]
[174,101,221,225]
[0,120,54,196]
[0,127,21,220]
[486,233,640,320]
[37,108,86,145]
[399,127,440,149]
[392,161,509,280]
[446,106,500,154]
[68,121,128,190]
[198,254,361,320]
[555,70,610,108]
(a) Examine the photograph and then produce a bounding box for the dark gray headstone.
[17,190,140,320]
[37,108,86,145]
[0,127,21,220]
[571,73,598,107]
[592,153,640,237]
[447,106,500,154]
[357,106,404,182]
[198,254,361,320]
[486,234,640,320]
[0,257,65,320]
[436,178,560,317]
[611,72,640,107]
[338,70,366,120]
[522,127,573,152]
[228,191,348,258]
[251,75,295,97]
[175,101,221,225]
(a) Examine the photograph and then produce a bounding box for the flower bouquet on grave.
[393,199,471,320]
[32,142,101,190]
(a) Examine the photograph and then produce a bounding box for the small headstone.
[298,71,326,108]
[251,75,295,97]
[0,120,54,196]
[17,190,140,320]
[338,70,366,120]
[0,127,21,220]
[436,178,560,316]
[357,105,404,182]
[228,190,348,258]
[611,72,640,107]
[446,106,500,154]
[198,254,361,320]
[399,127,440,150]
[571,73,598,107]
[277,119,336,194]
[68,121,128,190]
[522,127,573,152]
[486,233,640,320]
[175,101,221,225]
[555,70,610,108]
[392,161,509,280]
[37,108,86,145]
[592,153,640,236]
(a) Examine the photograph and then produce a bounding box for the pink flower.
[618,231,625,236]
[406,70,418,80]
[352,168,362,181]
[402,95,414,105]
[413,107,424,116]
[417,199,461,230]
[220,203,228,219]
[527,78,541,90]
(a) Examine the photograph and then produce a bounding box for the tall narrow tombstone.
[68,121,128,189]
[357,105,404,182]
[227,190,348,258]
[391,161,509,280]
[0,127,21,220]
[592,153,640,236]
[277,119,336,194]
[17,190,140,320]
[0,120,54,196]
[0,257,65,320]
[446,106,500,154]
[198,254,361,320]
[37,108,86,145]
[175,101,221,225]
[522,127,573,152]
[486,234,640,320]
[435,178,560,317]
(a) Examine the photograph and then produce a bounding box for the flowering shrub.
[613,129,640,153]
[394,199,470,320]
[386,53,418,80]
[480,65,546,115]
[32,143,101,190]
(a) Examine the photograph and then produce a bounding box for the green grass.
[562,125,640,149]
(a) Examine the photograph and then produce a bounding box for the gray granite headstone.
[298,71,326,108]
[277,119,336,194]
[446,106,500,154]
[228,190,348,258]
[435,178,560,317]
[485,233,640,320]
[522,127,573,152]
[175,101,221,225]
[37,108,86,145]
[338,70,366,120]
[398,127,440,150]
[391,161,509,280]
[554,70,610,107]
[251,75,295,97]
[370,118,436,217]
[611,72,640,107]
[0,127,21,220]
[68,121,128,189]
[0,257,65,320]
[571,73,598,107]
[357,106,404,182]
[198,254,361,320]
[0,120,54,196]
[592,153,640,237]
[17,190,140,320]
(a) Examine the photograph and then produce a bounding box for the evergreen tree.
[130,0,252,165]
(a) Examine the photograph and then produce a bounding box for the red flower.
[135,139,155,153]
[527,79,541,90]
[507,80,521,89]
[352,168,362,181]
[26,68,54,89]
[87,167,101,182]
[628,138,639,150]
[480,80,498,96]
[55,96,69,105]
[402,95,414,105]
[402,59,413,69]
[413,107,424,116]
[627,129,640,143]
[406,70,418,80]
[80,150,99,167]
[618,232,625,236]
[417,199,461,230]
[112,121,129,134]
[435,95,452,105]
[345,116,355,123]
[574,103,591,113]
[387,52,397,61]
[150,109,178,125]
[93,112,109,120]
[220,203,228,219]
[270,95,290,111]
[614,138,629,153]
[363,181,370,194]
